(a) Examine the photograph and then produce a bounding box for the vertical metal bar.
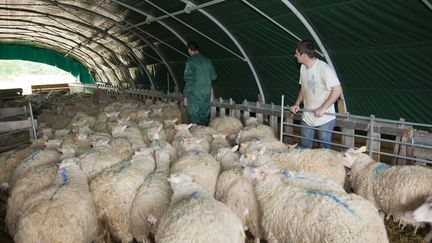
[369,115,375,157]
[280,95,285,142]
[28,102,37,139]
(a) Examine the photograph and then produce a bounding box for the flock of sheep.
[1,90,432,243]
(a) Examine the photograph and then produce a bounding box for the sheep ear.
[232,145,239,152]
[358,146,367,153]
[158,125,163,132]
[187,123,194,129]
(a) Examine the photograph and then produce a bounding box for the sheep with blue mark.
[244,163,388,243]
[215,165,264,243]
[111,122,147,150]
[5,162,59,236]
[155,172,245,243]
[77,141,129,180]
[89,148,156,242]
[343,146,432,226]
[170,150,220,196]
[130,148,173,242]
[13,158,98,243]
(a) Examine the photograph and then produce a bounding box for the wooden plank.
[270,115,278,137]
[0,107,26,117]
[342,128,355,148]
[0,118,36,133]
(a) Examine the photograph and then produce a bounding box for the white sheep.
[155,173,245,243]
[10,149,61,188]
[180,137,210,154]
[163,118,178,143]
[215,166,263,242]
[412,196,432,241]
[171,124,193,157]
[214,146,240,171]
[14,158,98,243]
[343,146,432,224]
[237,118,275,144]
[0,148,35,191]
[89,148,156,242]
[210,133,231,156]
[170,150,220,196]
[6,162,59,236]
[130,149,173,242]
[189,124,217,144]
[209,116,243,144]
[245,164,389,243]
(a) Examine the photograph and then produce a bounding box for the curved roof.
[0,0,431,123]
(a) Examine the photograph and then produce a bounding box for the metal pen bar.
[28,102,37,139]
[283,133,353,149]
[280,95,285,141]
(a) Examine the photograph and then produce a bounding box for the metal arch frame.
[280,0,347,112]
[142,0,245,61]
[128,29,181,93]
[178,0,266,103]
[40,0,184,91]
[0,6,155,90]
[109,0,187,46]
[1,15,125,85]
[42,0,183,93]
[0,18,120,83]
[0,25,110,82]
[422,0,432,10]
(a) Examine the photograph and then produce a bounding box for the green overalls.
[183,53,217,126]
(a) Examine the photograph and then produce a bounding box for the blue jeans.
[301,119,336,149]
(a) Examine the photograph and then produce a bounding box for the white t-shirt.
[299,59,340,126]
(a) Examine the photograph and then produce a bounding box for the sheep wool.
[171,150,220,196]
[345,149,432,223]
[130,149,173,242]
[14,159,98,243]
[155,173,245,243]
[89,148,156,242]
[6,162,58,236]
[215,166,263,241]
[248,165,388,243]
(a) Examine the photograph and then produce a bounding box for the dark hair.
[187,41,199,51]
[296,40,316,58]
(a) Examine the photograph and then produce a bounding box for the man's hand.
[183,97,188,107]
[314,107,325,118]
[289,105,300,114]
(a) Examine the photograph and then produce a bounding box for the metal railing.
[68,84,432,165]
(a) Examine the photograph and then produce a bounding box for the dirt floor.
[1,197,428,243]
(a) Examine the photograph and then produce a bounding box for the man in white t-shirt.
[289,40,342,149]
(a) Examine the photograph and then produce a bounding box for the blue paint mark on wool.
[190,191,198,198]
[281,170,327,185]
[114,160,132,176]
[49,168,68,201]
[373,163,390,178]
[22,150,42,164]
[307,190,359,219]
[123,136,133,146]
[61,168,68,185]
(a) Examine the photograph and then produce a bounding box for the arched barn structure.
[1,1,432,243]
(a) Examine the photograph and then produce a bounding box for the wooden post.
[341,113,355,149]
[243,100,250,125]
[256,101,263,124]
[219,97,225,117]
[284,114,294,144]
[229,98,234,117]
[269,103,278,137]
[392,118,405,165]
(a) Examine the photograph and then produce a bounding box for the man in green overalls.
[183,41,217,126]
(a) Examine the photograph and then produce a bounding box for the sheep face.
[413,197,432,223]
[342,146,368,168]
